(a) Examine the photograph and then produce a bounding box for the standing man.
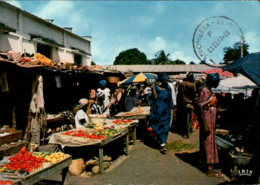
[97,80,111,117]
[176,73,196,139]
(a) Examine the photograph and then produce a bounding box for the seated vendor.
[91,92,110,115]
[75,98,89,128]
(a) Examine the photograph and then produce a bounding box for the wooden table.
[1,156,72,185]
[49,120,138,174]
[97,128,130,174]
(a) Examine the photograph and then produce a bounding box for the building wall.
[0,1,91,66]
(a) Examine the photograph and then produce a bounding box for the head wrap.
[99,80,107,86]
[206,73,220,89]
[79,98,88,106]
[158,72,169,82]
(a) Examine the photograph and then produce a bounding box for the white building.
[0,1,91,66]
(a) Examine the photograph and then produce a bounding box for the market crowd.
[50,72,231,178]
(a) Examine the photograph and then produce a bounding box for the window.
[74,54,82,65]
[37,44,51,58]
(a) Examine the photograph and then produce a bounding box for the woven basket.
[106,76,120,83]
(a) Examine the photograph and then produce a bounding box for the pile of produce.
[61,130,107,139]
[122,112,135,116]
[133,106,145,114]
[96,129,119,137]
[61,128,122,139]
[0,180,13,185]
[44,152,68,164]
[112,119,132,125]
[1,147,46,173]
[166,140,195,152]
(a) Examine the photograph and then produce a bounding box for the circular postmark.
[192,16,244,63]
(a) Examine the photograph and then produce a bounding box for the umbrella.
[222,52,260,86]
[118,72,158,86]
[220,75,258,89]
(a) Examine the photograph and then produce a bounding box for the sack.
[69,158,86,176]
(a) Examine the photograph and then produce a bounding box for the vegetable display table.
[115,106,150,120]
[0,155,72,185]
[49,120,138,174]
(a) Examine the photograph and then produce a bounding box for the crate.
[0,128,23,145]
[0,125,10,134]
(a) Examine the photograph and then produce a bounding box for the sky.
[6,0,260,65]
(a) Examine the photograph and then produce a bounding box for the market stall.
[115,106,150,139]
[48,119,138,174]
[0,147,72,185]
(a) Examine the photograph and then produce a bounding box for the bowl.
[88,114,106,129]
[215,135,234,149]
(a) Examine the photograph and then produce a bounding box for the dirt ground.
[39,129,231,185]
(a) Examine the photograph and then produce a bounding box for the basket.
[106,76,120,83]
[88,114,106,130]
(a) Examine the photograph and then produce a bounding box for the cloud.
[6,0,21,8]
[148,36,167,54]
[244,31,260,53]
[170,51,196,64]
[32,1,89,32]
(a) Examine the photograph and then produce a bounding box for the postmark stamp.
[192,16,244,63]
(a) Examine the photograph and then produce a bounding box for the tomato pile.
[3,147,46,173]
[0,180,13,185]
[112,119,132,125]
[62,130,106,139]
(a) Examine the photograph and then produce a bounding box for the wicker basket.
[106,76,120,83]
[89,114,106,129]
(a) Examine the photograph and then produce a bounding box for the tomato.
[20,147,27,153]
[5,180,13,185]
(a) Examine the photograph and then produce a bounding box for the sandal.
[207,169,224,178]
[160,145,167,154]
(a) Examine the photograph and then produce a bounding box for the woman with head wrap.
[148,72,172,154]
[195,73,223,177]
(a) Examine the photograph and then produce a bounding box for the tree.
[189,61,195,65]
[113,48,150,65]
[151,50,172,65]
[223,41,249,63]
[91,61,96,65]
[171,59,186,65]
[199,60,206,64]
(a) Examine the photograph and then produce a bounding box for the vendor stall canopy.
[222,52,260,86]
[118,72,158,86]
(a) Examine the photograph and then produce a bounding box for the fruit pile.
[112,119,132,125]
[62,130,106,139]
[96,129,119,136]
[45,152,68,164]
[2,147,46,173]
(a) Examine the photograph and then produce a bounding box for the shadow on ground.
[175,151,206,173]
[141,136,160,150]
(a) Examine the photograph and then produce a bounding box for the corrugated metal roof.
[202,68,234,77]
[102,64,224,73]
